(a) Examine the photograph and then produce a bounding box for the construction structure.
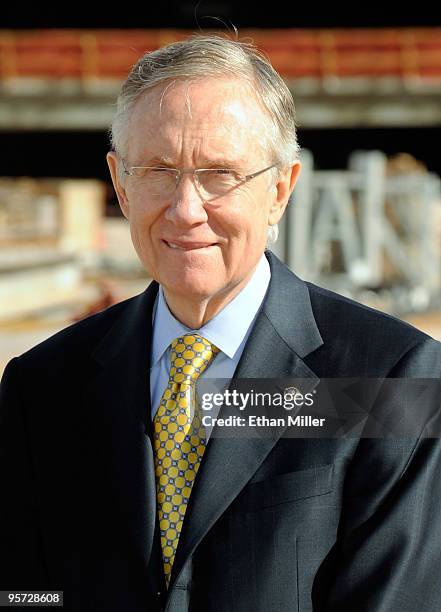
[0,28,440,130]
[276,150,441,312]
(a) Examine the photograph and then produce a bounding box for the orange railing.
[0,29,440,80]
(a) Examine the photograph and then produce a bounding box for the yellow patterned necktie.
[153,333,219,586]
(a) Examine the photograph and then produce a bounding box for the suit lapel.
[84,281,162,583]
[170,251,323,587]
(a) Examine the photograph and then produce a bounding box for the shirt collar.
[151,253,271,366]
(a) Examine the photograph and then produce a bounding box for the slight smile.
[163,240,218,251]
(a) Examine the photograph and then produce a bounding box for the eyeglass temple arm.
[120,158,131,175]
[245,165,276,181]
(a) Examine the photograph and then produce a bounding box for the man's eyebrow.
[133,155,175,167]
[195,157,247,169]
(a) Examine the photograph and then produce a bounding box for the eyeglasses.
[121,160,276,199]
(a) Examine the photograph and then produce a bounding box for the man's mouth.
[163,240,216,251]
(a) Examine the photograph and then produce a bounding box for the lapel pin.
[284,386,300,399]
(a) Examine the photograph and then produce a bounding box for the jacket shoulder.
[305,282,438,375]
[307,282,428,340]
[15,294,141,371]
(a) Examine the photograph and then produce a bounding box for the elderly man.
[1,34,441,612]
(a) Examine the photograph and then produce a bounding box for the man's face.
[107,78,300,313]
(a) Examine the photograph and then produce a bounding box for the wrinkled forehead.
[126,78,272,163]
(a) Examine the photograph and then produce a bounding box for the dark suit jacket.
[1,251,441,611]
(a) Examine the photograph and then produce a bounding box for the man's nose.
[164,173,208,226]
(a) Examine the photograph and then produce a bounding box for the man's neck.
[162,268,259,330]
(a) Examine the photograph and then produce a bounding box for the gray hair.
[109,34,300,170]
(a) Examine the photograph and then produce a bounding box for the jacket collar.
[91,250,322,368]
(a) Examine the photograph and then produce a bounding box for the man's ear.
[106,151,130,219]
[268,160,301,225]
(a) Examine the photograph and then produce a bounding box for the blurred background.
[1,4,441,374]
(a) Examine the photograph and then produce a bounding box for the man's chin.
[162,277,222,304]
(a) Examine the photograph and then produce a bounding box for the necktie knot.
[169,334,219,386]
